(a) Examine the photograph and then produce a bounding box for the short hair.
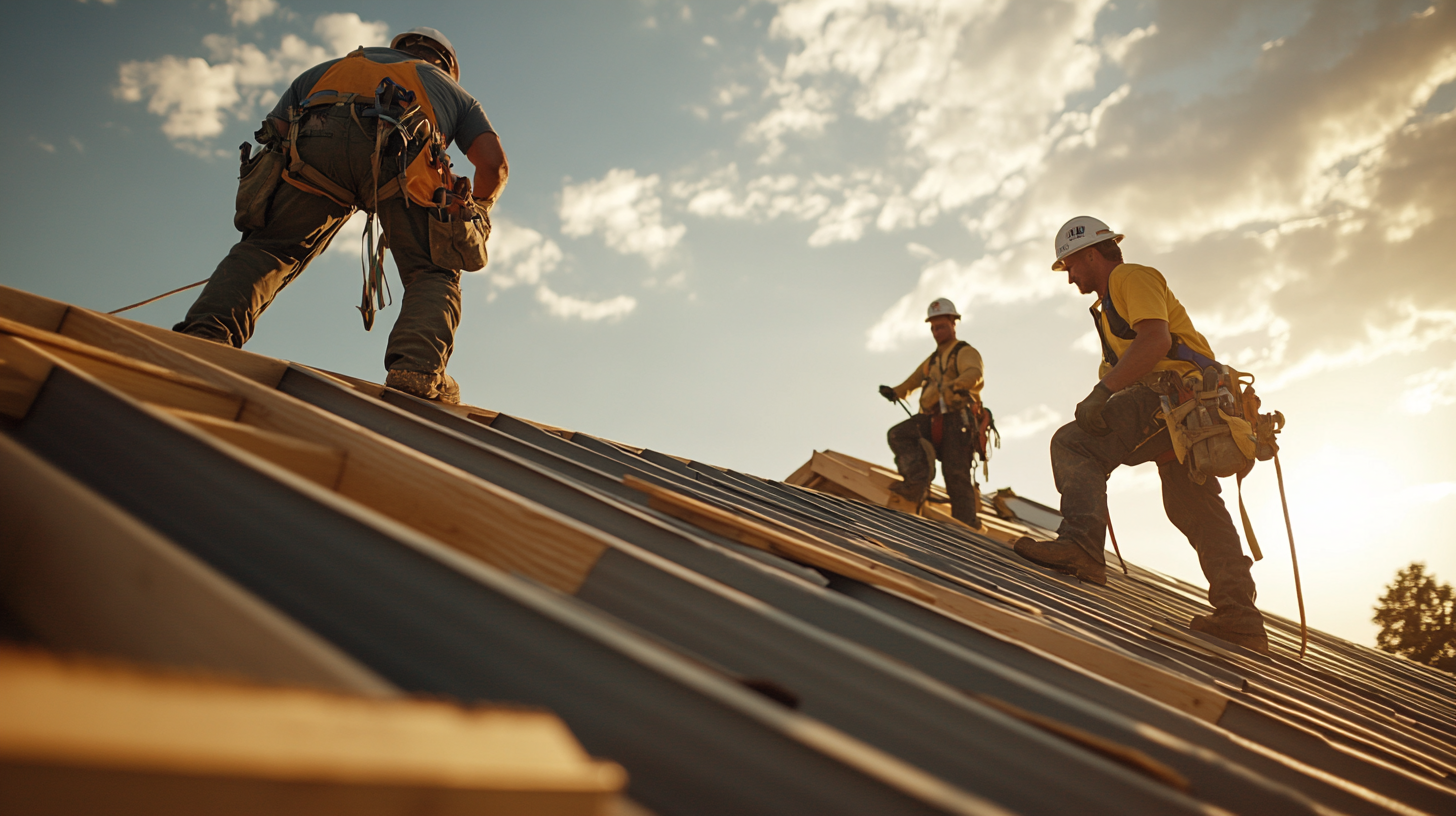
[1091,238,1123,265]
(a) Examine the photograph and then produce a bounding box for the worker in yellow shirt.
[878,298,985,528]
[1012,216,1268,654]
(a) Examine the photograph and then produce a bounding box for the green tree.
[1372,562,1456,668]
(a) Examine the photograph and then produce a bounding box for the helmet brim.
[1051,233,1123,270]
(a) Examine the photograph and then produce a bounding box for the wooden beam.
[0,333,53,419]
[161,408,348,490]
[99,312,291,389]
[0,433,391,694]
[0,649,626,815]
[0,317,245,420]
[39,308,613,595]
[0,285,69,333]
[810,450,892,504]
[623,475,1229,723]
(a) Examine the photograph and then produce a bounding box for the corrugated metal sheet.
[1,284,1453,816]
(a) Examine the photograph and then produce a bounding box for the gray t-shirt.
[269,47,494,149]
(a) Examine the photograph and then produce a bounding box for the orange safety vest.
[281,49,450,209]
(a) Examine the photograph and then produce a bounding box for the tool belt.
[1149,366,1281,482]
[233,125,286,234]
[924,398,1000,482]
[276,80,488,329]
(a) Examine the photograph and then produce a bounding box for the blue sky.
[6,0,1456,647]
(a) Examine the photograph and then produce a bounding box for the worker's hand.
[879,385,898,402]
[1075,383,1114,437]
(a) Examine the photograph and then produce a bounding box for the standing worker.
[878,298,986,528]
[1012,216,1269,654]
[174,27,508,404]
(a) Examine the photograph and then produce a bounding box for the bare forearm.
[1101,320,1170,392]
[466,131,508,208]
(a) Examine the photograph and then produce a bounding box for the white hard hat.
[925,297,961,322]
[392,27,460,80]
[1052,215,1123,270]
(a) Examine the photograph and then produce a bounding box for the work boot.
[1012,536,1107,586]
[385,369,460,405]
[1190,614,1270,655]
[886,491,923,516]
[434,373,461,405]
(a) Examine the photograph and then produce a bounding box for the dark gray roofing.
[2,285,1453,816]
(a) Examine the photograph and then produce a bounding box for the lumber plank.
[0,316,245,420]
[624,475,1229,723]
[0,285,69,333]
[0,649,626,815]
[0,434,391,693]
[162,408,348,490]
[97,312,291,388]
[811,450,892,504]
[0,333,53,419]
[50,309,612,594]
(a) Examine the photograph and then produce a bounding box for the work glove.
[879,385,899,403]
[1075,383,1114,437]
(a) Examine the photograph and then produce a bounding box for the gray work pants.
[1051,384,1264,633]
[174,106,462,378]
[888,412,980,527]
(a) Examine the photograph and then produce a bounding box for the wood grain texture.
[90,312,290,389]
[0,649,625,815]
[163,408,348,490]
[0,434,392,694]
[55,309,611,594]
[0,316,245,420]
[624,475,1229,723]
[0,334,53,419]
[0,285,69,333]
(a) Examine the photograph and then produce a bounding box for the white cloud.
[536,286,637,322]
[477,220,564,289]
[1401,361,1456,414]
[116,56,242,141]
[996,404,1063,441]
[867,245,1063,351]
[116,14,386,148]
[1403,482,1456,504]
[559,169,685,266]
[227,0,277,27]
[313,13,391,57]
[31,137,56,154]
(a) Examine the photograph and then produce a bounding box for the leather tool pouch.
[429,199,491,271]
[234,142,285,233]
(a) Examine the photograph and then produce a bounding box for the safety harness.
[279,50,462,330]
[918,341,1000,482]
[1093,294,1308,656]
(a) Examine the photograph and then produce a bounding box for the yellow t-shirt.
[893,342,984,414]
[1095,263,1217,380]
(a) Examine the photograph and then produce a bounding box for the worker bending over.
[1012,216,1268,654]
[879,298,985,528]
[174,27,508,404]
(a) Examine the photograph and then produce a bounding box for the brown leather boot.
[1012,536,1107,586]
[385,369,461,405]
[1190,614,1271,655]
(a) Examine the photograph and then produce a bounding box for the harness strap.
[1234,472,1264,561]
[1091,297,1220,371]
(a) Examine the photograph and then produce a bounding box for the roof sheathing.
[0,285,1453,816]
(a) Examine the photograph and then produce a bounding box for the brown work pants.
[1051,384,1264,634]
[174,106,462,379]
[887,412,981,528]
